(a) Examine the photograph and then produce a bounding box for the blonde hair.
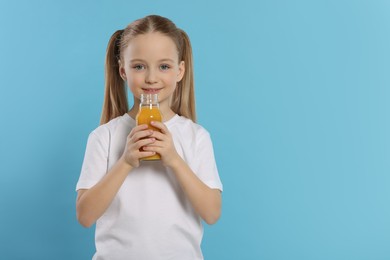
[100,15,196,125]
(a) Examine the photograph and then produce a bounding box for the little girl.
[76,15,223,260]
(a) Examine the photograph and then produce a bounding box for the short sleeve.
[192,130,223,192]
[76,129,110,191]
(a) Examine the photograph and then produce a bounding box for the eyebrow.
[130,58,175,63]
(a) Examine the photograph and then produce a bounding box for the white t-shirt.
[76,114,223,260]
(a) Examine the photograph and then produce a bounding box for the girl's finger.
[135,138,156,150]
[131,129,154,141]
[150,130,166,141]
[141,145,160,154]
[138,150,157,158]
[143,140,163,149]
[150,121,168,134]
[129,124,149,137]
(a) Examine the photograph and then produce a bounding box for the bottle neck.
[131,93,175,121]
[139,103,159,109]
[140,93,159,106]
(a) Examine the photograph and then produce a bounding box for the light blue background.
[0,0,389,259]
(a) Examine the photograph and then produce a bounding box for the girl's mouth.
[142,88,162,94]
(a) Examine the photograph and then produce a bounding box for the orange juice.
[136,94,162,160]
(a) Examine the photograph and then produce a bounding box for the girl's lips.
[142,88,162,94]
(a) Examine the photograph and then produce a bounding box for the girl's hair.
[100,15,196,125]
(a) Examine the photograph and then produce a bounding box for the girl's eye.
[133,64,145,71]
[160,64,170,71]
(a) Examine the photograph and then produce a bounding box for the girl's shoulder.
[168,115,211,139]
[90,114,134,139]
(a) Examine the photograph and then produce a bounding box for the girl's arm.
[76,124,156,227]
[169,157,222,225]
[146,121,222,225]
[76,157,132,227]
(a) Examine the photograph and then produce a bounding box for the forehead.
[123,32,179,62]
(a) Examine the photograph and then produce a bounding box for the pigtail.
[100,30,128,125]
[171,29,197,122]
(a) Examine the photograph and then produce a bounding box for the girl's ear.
[176,61,185,82]
[118,60,126,80]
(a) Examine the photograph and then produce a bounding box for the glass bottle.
[136,93,162,160]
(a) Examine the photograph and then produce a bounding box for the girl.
[76,15,223,260]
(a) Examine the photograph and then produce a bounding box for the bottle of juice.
[136,93,162,160]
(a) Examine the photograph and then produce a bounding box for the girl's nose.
[145,69,158,84]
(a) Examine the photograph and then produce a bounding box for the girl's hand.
[122,124,157,168]
[143,121,180,167]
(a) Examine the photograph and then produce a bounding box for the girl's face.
[120,32,185,108]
